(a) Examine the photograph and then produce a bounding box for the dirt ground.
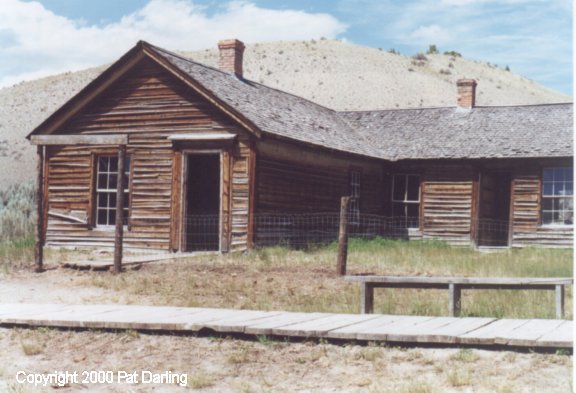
[0,265,573,392]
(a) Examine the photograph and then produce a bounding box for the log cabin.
[27,39,573,254]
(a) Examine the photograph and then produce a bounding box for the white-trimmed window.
[96,156,130,227]
[392,174,420,228]
[542,167,573,226]
[349,170,361,224]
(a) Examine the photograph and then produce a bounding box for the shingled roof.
[149,42,572,162]
[147,43,379,159]
[340,104,573,160]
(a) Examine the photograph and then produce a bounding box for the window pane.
[393,176,406,201]
[543,182,553,196]
[406,204,419,228]
[542,212,553,225]
[108,174,117,190]
[97,174,107,189]
[407,176,420,201]
[543,168,554,182]
[566,169,573,181]
[542,198,553,210]
[97,209,107,226]
[109,193,116,208]
[98,157,109,172]
[108,209,116,226]
[123,196,130,209]
[97,194,107,208]
[556,168,565,181]
[124,157,131,174]
[565,182,573,196]
[392,202,405,217]
[109,157,118,172]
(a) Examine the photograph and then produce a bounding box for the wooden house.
[28,40,573,253]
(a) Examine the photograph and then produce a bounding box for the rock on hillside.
[0,39,570,189]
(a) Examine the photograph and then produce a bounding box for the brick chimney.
[218,39,245,78]
[457,79,477,109]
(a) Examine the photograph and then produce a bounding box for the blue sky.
[1,0,572,96]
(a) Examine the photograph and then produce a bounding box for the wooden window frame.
[541,167,573,227]
[93,154,131,229]
[391,174,421,229]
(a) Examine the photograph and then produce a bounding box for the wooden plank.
[355,316,435,341]
[243,312,332,336]
[344,276,573,286]
[31,134,128,145]
[200,311,284,333]
[497,319,565,347]
[326,315,406,340]
[537,321,573,348]
[269,314,379,337]
[458,319,529,345]
[416,317,496,344]
[386,317,459,342]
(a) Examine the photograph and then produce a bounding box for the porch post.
[113,145,126,274]
[34,145,45,273]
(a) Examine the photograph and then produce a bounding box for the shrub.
[412,52,428,61]
[444,50,462,57]
[0,182,35,241]
[427,44,438,55]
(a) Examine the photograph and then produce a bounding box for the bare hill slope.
[0,39,570,189]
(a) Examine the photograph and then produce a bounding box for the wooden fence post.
[34,146,45,273]
[337,196,350,276]
[113,145,126,274]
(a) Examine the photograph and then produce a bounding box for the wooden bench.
[345,276,573,319]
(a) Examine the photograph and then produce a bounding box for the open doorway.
[184,154,220,251]
[477,171,511,247]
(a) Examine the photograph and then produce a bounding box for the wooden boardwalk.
[0,303,571,349]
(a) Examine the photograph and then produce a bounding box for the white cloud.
[335,0,572,94]
[410,25,452,45]
[0,0,347,88]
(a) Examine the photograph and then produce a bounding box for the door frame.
[180,149,224,252]
[475,170,512,247]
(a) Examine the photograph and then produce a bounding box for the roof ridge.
[340,102,573,114]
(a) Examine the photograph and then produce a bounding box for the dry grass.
[79,239,573,319]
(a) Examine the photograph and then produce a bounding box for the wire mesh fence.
[176,213,512,251]
[2,212,523,273]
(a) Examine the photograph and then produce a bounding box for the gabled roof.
[340,104,573,160]
[145,43,378,158]
[29,40,573,162]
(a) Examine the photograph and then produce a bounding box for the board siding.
[44,57,252,251]
[511,170,573,248]
[421,166,474,246]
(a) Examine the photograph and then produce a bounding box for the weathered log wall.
[420,165,475,246]
[44,57,253,251]
[256,139,383,214]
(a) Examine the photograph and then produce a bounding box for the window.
[349,170,361,224]
[392,174,420,228]
[96,156,130,227]
[542,167,573,226]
